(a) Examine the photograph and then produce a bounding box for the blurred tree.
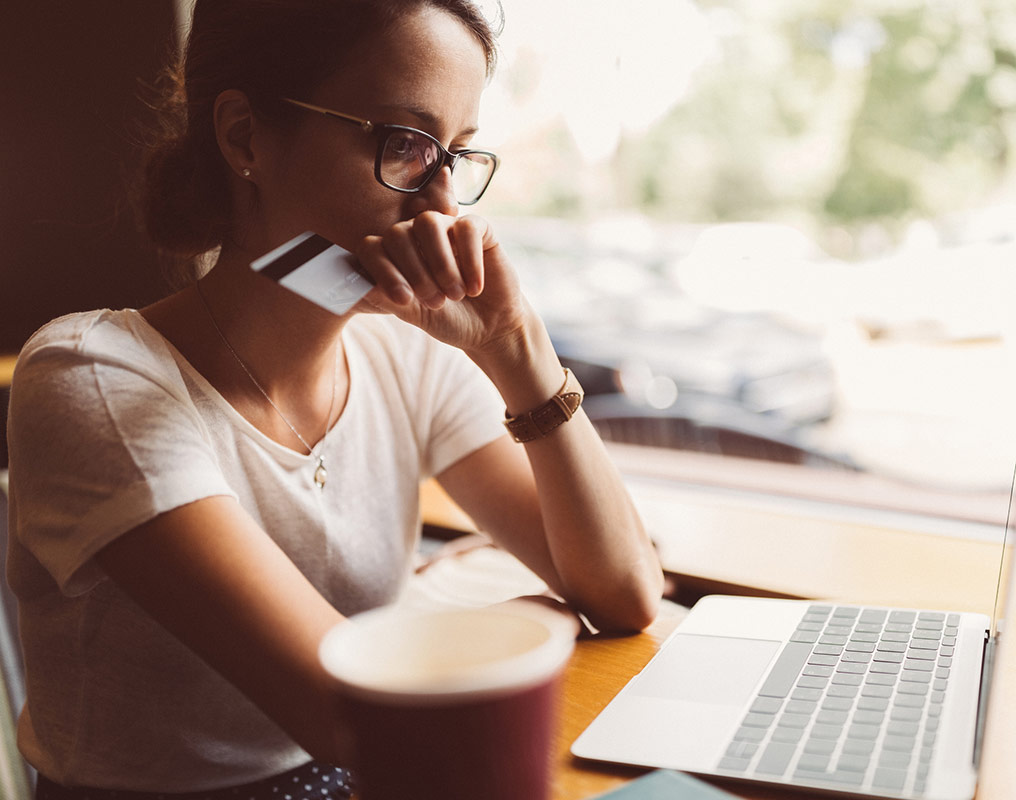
[605,0,1016,255]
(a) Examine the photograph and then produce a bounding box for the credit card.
[250,232,372,316]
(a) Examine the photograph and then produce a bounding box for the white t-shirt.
[6,309,506,791]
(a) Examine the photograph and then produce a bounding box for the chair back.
[0,479,34,799]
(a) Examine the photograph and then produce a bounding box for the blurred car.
[498,217,852,467]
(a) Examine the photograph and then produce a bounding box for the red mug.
[319,601,576,800]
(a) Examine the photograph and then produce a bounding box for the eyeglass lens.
[379,129,495,204]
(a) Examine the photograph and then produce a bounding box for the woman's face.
[253,6,490,252]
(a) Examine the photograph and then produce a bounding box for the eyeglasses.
[283,98,500,206]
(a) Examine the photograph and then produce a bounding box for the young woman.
[6,1,663,797]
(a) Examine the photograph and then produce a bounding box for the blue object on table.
[590,770,739,798]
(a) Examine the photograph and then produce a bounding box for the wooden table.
[0,355,15,387]
[421,446,1016,799]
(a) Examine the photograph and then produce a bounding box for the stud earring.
[241,168,252,178]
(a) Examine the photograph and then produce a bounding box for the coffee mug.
[319,601,577,800]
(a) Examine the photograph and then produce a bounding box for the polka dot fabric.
[36,761,355,800]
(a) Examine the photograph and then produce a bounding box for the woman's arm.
[357,212,664,632]
[437,352,663,634]
[94,496,352,763]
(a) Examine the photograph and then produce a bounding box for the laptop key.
[796,753,830,772]
[883,735,917,753]
[777,713,810,729]
[828,770,865,786]
[878,750,912,768]
[846,723,880,740]
[803,738,837,755]
[725,740,759,759]
[785,699,817,715]
[842,738,876,756]
[837,753,870,772]
[790,631,820,644]
[872,767,908,790]
[901,670,932,684]
[756,741,797,776]
[717,756,752,772]
[890,706,922,721]
[741,713,775,728]
[750,696,783,714]
[770,726,804,744]
[758,642,812,698]
[852,709,885,726]
[881,631,910,642]
[810,724,843,740]
[733,726,767,742]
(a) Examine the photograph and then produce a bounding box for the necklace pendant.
[313,458,327,490]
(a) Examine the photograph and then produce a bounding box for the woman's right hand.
[351,211,536,364]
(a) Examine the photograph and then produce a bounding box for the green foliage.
[605,0,1016,252]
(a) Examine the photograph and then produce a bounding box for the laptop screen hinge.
[973,632,996,767]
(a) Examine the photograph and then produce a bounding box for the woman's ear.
[213,89,257,180]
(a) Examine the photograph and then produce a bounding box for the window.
[479,0,1016,520]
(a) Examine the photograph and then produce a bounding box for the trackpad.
[631,634,780,705]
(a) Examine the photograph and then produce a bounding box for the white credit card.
[250,232,372,316]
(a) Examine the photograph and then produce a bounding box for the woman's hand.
[352,211,532,360]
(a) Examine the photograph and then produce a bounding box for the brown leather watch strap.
[503,368,584,443]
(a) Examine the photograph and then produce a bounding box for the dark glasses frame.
[282,98,500,205]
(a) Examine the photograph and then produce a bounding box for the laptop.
[572,476,1015,800]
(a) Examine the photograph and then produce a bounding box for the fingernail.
[448,282,465,301]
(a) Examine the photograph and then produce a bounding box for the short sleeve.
[412,334,507,478]
[8,316,236,595]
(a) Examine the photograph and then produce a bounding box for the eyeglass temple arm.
[282,98,374,133]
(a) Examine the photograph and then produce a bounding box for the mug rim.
[318,601,577,705]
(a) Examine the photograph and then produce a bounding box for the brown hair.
[139,0,501,280]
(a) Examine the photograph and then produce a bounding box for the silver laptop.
[572,481,1014,800]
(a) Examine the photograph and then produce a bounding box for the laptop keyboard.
[717,604,959,797]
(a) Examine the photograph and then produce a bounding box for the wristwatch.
[503,368,584,443]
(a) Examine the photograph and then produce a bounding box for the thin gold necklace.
[195,280,337,490]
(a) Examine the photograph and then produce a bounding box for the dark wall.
[1,2,178,354]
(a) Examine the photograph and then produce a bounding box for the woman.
[6,1,663,797]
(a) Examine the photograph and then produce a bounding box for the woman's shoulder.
[15,308,179,388]
[23,308,145,353]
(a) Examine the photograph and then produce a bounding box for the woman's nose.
[410,165,459,217]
